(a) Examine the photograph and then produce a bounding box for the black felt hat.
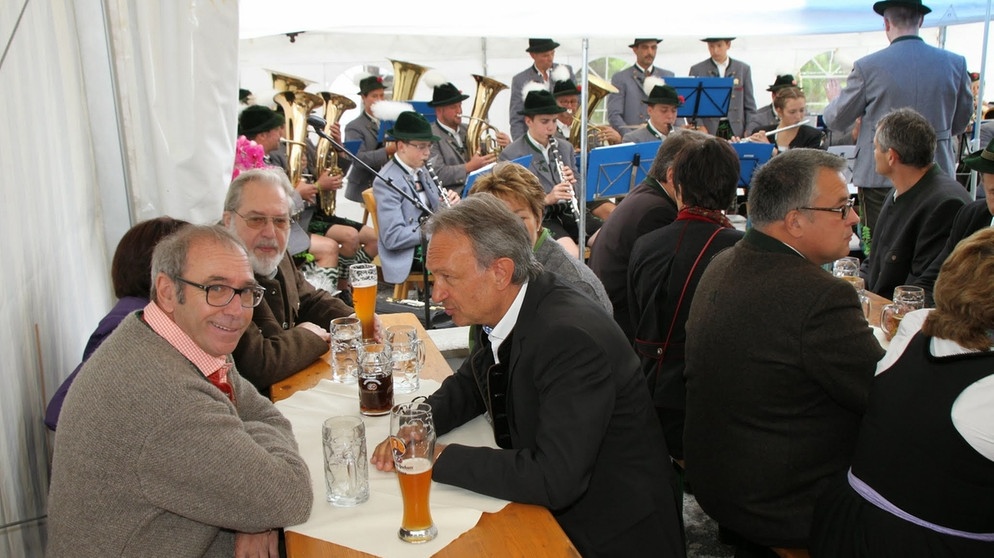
[553,79,581,98]
[238,105,285,136]
[387,111,440,141]
[643,84,683,107]
[963,137,994,175]
[526,38,560,53]
[358,75,386,96]
[629,38,662,48]
[239,88,252,102]
[518,90,567,116]
[701,37,735,42]
[427,82,470,107]
[767,74,798,92]
[873,0,931,15]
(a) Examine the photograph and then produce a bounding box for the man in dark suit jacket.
[684,149,884,555]
[862,108,970,300]
[915,136,994,303]
[688,38,757,137]
[822,0,973,233]
[372,195,685,558]
[344,75,392,203]
[589,129,706,340]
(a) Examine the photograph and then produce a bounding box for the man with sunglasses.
[48,224,311,557]
[683,149,884,557]
[862,108,970,300]
[223,168,361,397]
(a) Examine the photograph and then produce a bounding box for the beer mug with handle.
[390,401,437,543]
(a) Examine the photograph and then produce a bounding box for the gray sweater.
[47,312,312,557]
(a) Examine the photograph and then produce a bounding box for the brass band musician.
[424,71,510,196]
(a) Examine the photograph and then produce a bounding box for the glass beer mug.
[390,401,437,543]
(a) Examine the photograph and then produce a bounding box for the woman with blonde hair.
[812,227,994,557]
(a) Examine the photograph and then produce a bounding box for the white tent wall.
[0,1,237,556]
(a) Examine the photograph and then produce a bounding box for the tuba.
[268,69,314,93]
[569,72,618,149]
[464,74,509,159]
[388,59,430,102]
[273,90,324,189]
[314,92,357,215]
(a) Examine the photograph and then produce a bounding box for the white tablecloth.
[275,379,508,557]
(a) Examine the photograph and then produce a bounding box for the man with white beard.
[222,167,361,397]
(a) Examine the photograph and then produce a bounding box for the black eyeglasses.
[175,277,266,308]
[232,211,293,230]
[798,199,855,220]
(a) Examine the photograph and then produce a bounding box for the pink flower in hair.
[232,135,267,180]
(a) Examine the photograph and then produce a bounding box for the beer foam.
[398,457,432,474]
[352,279,377,288]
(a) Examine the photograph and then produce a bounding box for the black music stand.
[587,142,660,200]
[666,77,734,127]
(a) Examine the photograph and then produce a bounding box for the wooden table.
[271,313,580,558]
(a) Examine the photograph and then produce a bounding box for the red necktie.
[208,367,235,404]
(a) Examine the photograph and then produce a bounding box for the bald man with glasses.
[223,167,363,397]
[684,149,884,556]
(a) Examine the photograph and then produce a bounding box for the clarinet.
[424,160,451,208]
[549,135,579,216]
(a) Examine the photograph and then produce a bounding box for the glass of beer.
[880,286,925,340]
[357,342,394,416]
[349,263,378,341]
[390,401,437,543]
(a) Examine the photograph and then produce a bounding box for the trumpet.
[424,160,450,208]
[549,136,579,216]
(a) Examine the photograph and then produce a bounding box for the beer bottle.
[716,118,734,140]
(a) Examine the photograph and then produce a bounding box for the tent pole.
[577,38,589,260]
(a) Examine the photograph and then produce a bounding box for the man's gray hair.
[875,107,936,168]
[424,194,543,285]
[224,168,294,213]
[748,148,848,228]
[646,128,709,183]
[150,225,248,303]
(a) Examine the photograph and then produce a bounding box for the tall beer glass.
[349,263,377,341]
[390,401,437,543]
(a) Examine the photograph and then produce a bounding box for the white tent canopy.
[239,0,992,39]
[0,1,990,555]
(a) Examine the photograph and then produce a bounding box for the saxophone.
[549,136,579,216]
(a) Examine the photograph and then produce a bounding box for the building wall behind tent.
[0,1,238,556]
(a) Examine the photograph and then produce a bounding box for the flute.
[425,159,451,208]
[549,136,579,216]
[739,119,811,142]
